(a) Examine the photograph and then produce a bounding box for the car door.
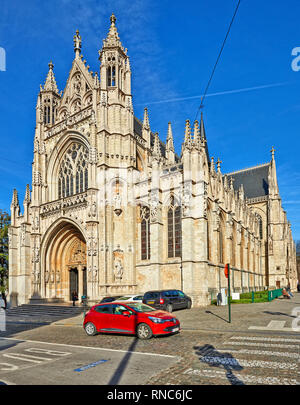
[93,304,113,331]
[177,290,187,308]
[110,304,136,334]
[170,290,180,309]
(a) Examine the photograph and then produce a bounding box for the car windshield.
[118,296,132,300]
[126,303,156,313]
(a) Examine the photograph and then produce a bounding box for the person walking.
[71,291,78,306]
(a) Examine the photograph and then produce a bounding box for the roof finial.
[110,13,116,25]
[216,158,222,173]
[73,29,82,59]
[271,146,275,160]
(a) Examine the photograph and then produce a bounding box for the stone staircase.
[5,304,85,324]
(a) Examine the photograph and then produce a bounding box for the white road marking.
[0,337,177,359]
[183,368,299,385]
[230,336,300,343]
[248,320,299,332]
[226,341,300,349]
[218,348,300,359]
[200,355,297,370]
[3,353,52,363]
[25,348,70,357]
[0,363,19,371]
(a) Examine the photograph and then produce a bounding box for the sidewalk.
[51,293,300,334]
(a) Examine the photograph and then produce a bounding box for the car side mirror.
[122,311,131,317]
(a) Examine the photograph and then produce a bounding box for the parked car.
[112,294,144,303]
[83,301,180,339]
[99,296,123,303]
[143,289,192,312]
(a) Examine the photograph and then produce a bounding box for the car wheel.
[84,322,97,336]
[187,301,192,309]
[137,323,153,340]
[166,304,173,313]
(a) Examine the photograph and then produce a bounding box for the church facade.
[8,15,297,307]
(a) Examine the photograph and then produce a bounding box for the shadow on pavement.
[205,310,229,323]
[263,311,297,318]
[194,344,245,385]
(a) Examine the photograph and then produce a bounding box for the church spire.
[200,111,206,141]
[269,146,279,197]
[42,61,59,93]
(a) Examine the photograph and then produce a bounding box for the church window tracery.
[140,206,150,260]
[58,143,89,199]
[168,196,182,258]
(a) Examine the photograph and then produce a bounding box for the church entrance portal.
[44,221,87,302]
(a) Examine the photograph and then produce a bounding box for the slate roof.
[226,163,270,199]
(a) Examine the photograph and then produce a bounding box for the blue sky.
[0,0,299,239]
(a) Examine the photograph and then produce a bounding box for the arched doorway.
[43,221,87,302]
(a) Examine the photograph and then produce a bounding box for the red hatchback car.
[83,302,180,339]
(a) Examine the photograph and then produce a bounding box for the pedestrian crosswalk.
[185,334,300,385]
[5,304,84,323]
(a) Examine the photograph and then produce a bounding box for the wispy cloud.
[137,81,291,106]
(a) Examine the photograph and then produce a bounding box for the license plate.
[147,301,155,304]
[172,327,179,332]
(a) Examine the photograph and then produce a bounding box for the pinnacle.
[42,61,59,93]
[11,189,19,207]
[102,13,124,50]
[166,122,174,151]
[143,107,150,130]
[152,132,162,159]
[24,184,31,203]
[184,119,192,147]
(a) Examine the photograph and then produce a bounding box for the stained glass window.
[167,196,182,258]
[58,143,88,199]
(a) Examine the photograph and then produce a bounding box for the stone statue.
[114,259,123,282]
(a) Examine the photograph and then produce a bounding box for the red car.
[83,301,180,339]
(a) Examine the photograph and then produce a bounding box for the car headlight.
[148,316,166,324]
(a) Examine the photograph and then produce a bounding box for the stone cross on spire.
[271,146,275,160]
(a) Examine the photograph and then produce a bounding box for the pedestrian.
[71,290,78,306]
[1,292,7,309]
[297,281,300,292]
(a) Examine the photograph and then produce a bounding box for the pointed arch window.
[257,214,263,239]
[107,64,116,87]
[218,217,225,264]
[58,143,89,199]
[168,196,182,258]
[140,206,150,260]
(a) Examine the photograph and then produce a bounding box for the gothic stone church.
[8,15,297,307]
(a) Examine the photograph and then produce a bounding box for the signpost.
[224,263,231,323]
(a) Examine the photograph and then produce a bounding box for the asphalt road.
[0,295,299,386]
[0,337,178,385]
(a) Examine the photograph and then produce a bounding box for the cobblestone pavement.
[0,294,299,385]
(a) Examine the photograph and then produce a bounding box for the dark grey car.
[142,289,192,312]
